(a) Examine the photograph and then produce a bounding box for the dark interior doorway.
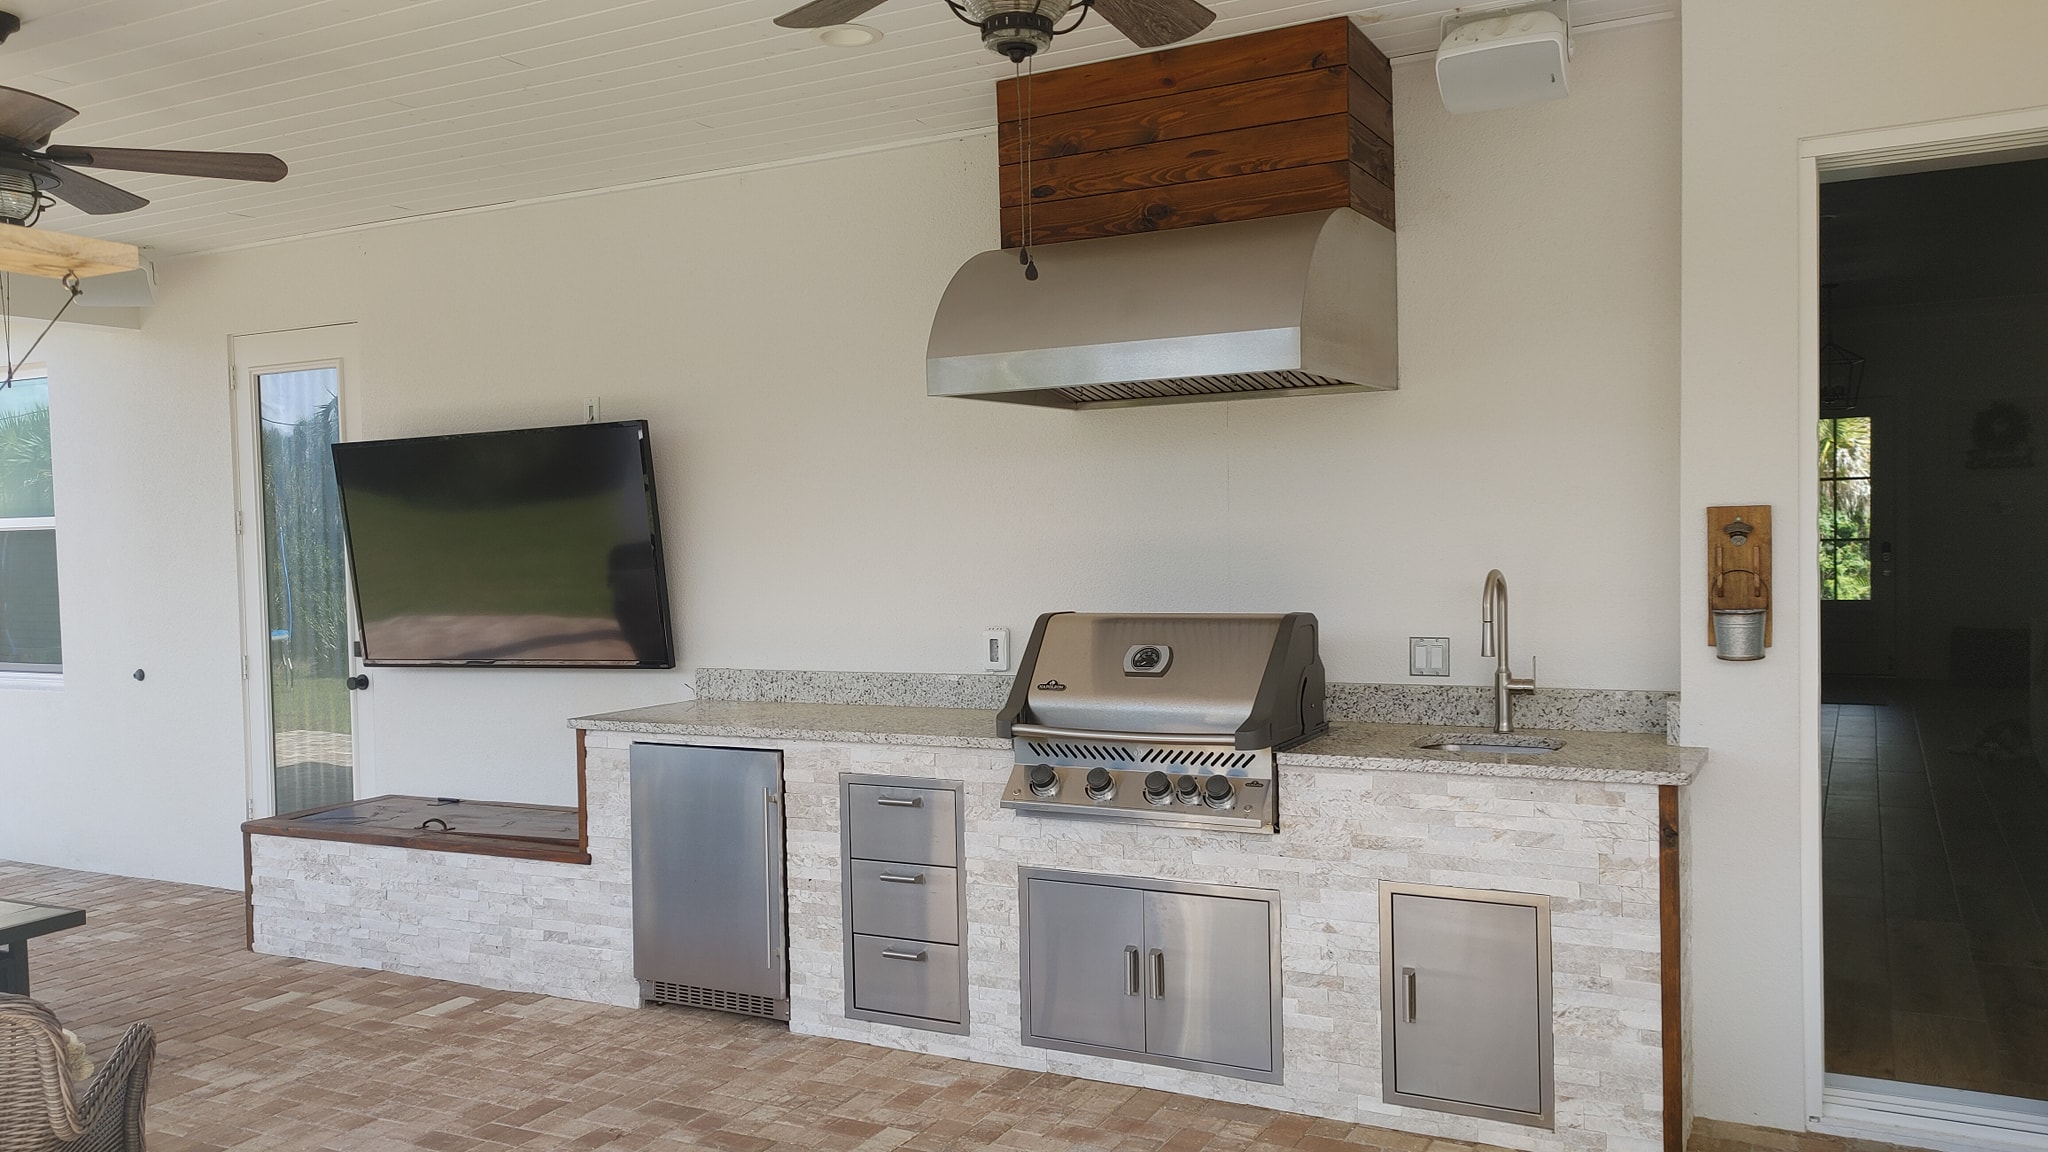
[1819,156,2048,1104]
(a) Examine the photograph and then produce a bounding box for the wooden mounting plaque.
[0,226,139,280]
[994,17,1393,248]
[1706,504,1772,646]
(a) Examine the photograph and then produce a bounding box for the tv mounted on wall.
[331,421,676,667]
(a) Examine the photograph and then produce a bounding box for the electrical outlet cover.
[1409,637,1450,677]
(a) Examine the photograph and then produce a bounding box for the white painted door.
[232,325,371,817]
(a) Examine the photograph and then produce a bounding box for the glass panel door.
[257,367,352,813]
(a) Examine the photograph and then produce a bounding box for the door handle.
[1148,949,1165,1000]
[1125,946,1140,996]
[345,674,370,691]
[1880,541,1893,577]
[880,948,927,962]
[1402,966,1417,1022]
[876,872,924,885]
[875,795,923,808]
[762,789,779,967]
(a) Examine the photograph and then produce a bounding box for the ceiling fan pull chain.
[1020,56,1038,282]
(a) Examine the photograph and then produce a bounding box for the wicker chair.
[0,994,154,1152]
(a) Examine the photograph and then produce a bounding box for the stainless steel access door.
[1024,878,1146,1054]
[631,744,787,1010]
[1143,890,1274,1073]
[1383,886,1552,1127]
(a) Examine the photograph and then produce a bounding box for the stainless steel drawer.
[850,934,963,1023]
[848,860,961,945]
[846,783,959,867]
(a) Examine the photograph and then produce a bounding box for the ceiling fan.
[774,0,1216,61]
[0,83,287,227]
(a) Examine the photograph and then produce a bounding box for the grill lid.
[997,612,1326,750]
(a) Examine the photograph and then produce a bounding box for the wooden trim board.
[0,227,138,280]
[1660,784,1684,1152]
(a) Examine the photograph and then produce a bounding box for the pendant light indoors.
[1819,283,1865,411]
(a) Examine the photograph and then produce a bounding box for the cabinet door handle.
[1402,966,1417,1022]
[876,872,925,885]
[1124,946,1140,996]
[763,789,779,967]
[880,948,927,962]
[1149,948,1165,1000]
[875,795,923,808]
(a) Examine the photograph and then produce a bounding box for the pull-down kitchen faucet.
[1480,569,1536,733]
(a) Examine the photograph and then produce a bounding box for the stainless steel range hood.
[927,208,1396,409]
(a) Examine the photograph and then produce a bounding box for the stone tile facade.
[247,751,639,1008]
[252,729,1672,1152]
[587,730,1670,1152]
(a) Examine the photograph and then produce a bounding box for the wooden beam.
[1002,161,1353,248]
[1000,115,1350,207]
[1660,784,1684,1152]
[995,18,1351,121]
[0,227,139,280]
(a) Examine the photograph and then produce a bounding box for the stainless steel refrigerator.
[629,743,789,1020]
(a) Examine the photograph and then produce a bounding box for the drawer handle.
[1148,948,1165,1000]
[876,872,925,885]
[880,948,927,962]
[1403,966,1418,1022]
[1125,946,1140,997]
[875,796,923,808]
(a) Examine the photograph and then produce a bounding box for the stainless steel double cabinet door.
[1024,875,1277,1079]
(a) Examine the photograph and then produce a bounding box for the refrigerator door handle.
[763,788,779,967]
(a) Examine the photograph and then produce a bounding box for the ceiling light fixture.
[818,23,882,46]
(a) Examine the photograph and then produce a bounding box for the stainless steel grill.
[997,613,1325,834]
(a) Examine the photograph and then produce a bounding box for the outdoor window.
[1819,415,1873,602]
[0,374,59,672]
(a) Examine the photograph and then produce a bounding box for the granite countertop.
[573,700,1703,785]
[572,699,1009,748]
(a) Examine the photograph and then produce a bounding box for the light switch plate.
[1410,637,1450,677]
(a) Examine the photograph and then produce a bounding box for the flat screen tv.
[331,421,676,667]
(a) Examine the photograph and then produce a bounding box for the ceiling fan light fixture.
[0,167,40,225]
[818,22,882,46]
[958,0,1073,59]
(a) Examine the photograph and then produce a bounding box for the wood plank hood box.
[995,17,1393,248]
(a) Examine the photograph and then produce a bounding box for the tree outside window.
[1819,416,1873,601]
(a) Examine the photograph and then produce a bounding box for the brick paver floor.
[0,861,1923,1152]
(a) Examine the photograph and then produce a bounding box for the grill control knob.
[1201,774,1235,809]
[1028,765,1058,796]
[1174,774,1201,803]
[1084,767,1114,800]
[1142,771,1173,805]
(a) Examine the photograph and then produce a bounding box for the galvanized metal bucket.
[1713,608,1768,661]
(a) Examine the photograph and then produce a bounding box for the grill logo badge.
[1036,679,1067,691]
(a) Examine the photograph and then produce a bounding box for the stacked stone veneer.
[247,754,639,1008]
[576,730,1668,1152]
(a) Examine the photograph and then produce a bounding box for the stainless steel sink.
[1416,733,1564,754]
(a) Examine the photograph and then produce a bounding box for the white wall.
[0,23,1679,897]
[1679,0,2048,1129]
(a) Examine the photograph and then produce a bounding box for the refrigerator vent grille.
[646,981,784,1019]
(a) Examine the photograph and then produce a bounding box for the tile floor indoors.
[1,859,1913,1152]
[1821,679,2048,1099]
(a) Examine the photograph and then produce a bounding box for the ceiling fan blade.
[1089,0,1215,48]
[773,0,889,28]
[0,86,78,148]
[42,162,149,215]
[43,145,288,183]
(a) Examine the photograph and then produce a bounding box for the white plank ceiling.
[0,0,1673,256]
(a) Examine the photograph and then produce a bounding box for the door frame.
[229,324,370,820]
[1799,106,2048,1149]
